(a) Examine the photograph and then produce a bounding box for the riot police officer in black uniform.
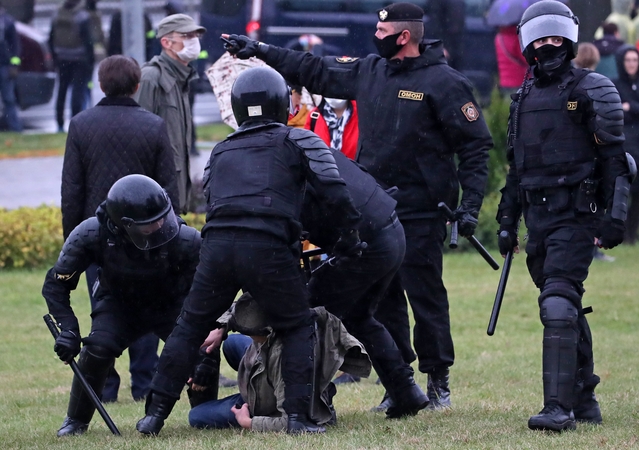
[221,1,493,411]
[302,149,429,418]
[136,67,362,435]
[43,175,201,436]
[497,0,635,432]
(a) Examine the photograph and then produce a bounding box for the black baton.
[44,315,121,436]
[487,239,514,336]
[438,202,500,270]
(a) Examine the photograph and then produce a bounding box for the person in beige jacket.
[187,293,371,432]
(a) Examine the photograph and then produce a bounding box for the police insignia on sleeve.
[336,56,359,63]
[461,102,479,122]
[55,271,77,281]
[379,9,389,21]
[567,101,578,111]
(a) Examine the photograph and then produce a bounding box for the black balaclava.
[373,31,404,59]
[534,40,572,78]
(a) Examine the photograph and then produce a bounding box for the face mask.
[534,43,568,74]
[373,31,404,59]
[177,37,201,62]
[325,98,348,110]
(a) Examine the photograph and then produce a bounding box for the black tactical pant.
[375,217,453,374]
[309,217,416,389]
[150,230,315,414]
[524,204,601,395]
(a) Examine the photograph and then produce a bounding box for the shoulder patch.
[461,102,479,122]
[336,56,359,63]
[55,271,77,281]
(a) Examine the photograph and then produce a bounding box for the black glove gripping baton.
[43,314,121,436]
[438,202,500,270]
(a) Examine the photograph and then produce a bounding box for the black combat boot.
[528,402,576,431]
[386,381,429,419]
[287,413,326,434]
[136,391,178,436]
[426,368,451,410]
[370,391,394,412]
[57,417,89,437]
[57,346,114,437]
[573,390,602,424]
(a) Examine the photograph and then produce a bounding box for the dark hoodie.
[613,45,639,159]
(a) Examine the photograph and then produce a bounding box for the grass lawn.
[1,247,638,449]
[0,123,233,159]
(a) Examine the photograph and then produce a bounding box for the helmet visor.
[124,208,179,250]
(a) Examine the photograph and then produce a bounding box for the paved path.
[0,147,213,210]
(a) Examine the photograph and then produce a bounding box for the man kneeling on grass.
[187,293,371,432]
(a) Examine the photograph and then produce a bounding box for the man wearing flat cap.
[222,1,493,413]
[135,13,206,215]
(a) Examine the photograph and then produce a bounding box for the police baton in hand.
[438,202,500,270]
[487,231,515,336]
[43,315,121,436]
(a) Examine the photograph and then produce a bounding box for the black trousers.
[151,230,315,413]
[375,217,453,374]
[524,204,600,392]
[85,264,159,401]
[55,60,92,129]
[309,218,416,388]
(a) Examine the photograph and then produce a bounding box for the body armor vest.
[205,126,304,222]
[514,69,597,190]
[98,228,186,306]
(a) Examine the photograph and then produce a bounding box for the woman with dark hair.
[61,54,180,405]
[613,45,639,243]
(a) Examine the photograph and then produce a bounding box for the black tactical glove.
[333,229,365,258]
[597,215,625,249]
[191,352,220,389]
[54,329,81,363]
[497,226,518,256]
[224,34,267,59]
[453,207,479,237]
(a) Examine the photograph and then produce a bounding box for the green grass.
[1,247,638,449]
[0,123,233,159]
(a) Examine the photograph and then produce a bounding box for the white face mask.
[177,37,201,62]
[324,98,348,110]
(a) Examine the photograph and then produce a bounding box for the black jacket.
[260,40,493,222]
[613,45,639,160]
[43,206,200,334]
[61,96,179,239]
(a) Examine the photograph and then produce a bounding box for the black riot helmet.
[518,0,579,65]
[105,174,179,250]
[231,67,290,126]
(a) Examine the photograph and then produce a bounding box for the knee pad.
[539,277,582,304]
[539,295,579,328]
[84,345,116,360]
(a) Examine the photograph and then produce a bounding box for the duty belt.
[524,187,572,206]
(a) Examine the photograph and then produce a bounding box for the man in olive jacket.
[135,14,205,214]
[187,293,371,432]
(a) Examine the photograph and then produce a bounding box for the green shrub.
[0,206,207,270]
[0,206,64,269]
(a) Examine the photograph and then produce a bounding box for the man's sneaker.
[57,416,89,437]
[528,403,576,432]
[333,372,361,385]
[219,374,238,388]
[370,391,394,412]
